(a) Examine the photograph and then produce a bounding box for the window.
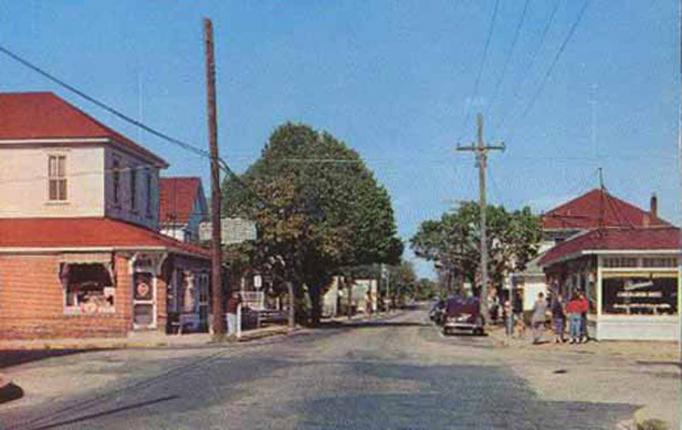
[602,275,678,316]
[602,257,638,268]
[60,263,115,314]
[112,159,121,205]
[642,257,677,268]
[48,155,67,201]
[130,167,137,211]
[145,169,152,217]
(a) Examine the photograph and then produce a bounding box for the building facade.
[0,92,211,339]
[159,177,208,243]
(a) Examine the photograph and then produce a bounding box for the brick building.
[0,92,211,339]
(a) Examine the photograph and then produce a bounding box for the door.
[133,272,156,329]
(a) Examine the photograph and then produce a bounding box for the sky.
[0,1,679,278]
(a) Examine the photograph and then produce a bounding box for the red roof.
[538,226,681,267]
[542,189,668,230]
[159,177,204,225]
[0,217,210,258]
[0,92,167,166]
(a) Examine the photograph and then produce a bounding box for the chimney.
[650,193,658,221]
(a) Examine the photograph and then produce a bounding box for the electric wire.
[504,0,591,142]
[456,0,501,144]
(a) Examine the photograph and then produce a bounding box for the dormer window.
[48,155,67,201]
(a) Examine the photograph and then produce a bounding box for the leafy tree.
[410,202,541,291]
[222,123,403,325]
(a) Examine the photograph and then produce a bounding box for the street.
[0,308,640,430]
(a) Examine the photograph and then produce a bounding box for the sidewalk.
[488,326,681,429]
[0,324,293,353]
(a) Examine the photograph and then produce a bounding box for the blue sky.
[1,1,678,278]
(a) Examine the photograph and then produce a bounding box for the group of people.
[531,291,590,345]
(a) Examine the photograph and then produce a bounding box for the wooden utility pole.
[457,113,504,324]
[204,18,225,337]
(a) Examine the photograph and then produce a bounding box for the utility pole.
[204,18,225,338]
[457,113,505,324]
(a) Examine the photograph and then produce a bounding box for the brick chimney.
[650,193,658,221]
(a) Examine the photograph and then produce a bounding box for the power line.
[484,0,531,120]
[505,0,591,141]
[456,0,501,144]
[495,0,562,134]
[0,44,275,209]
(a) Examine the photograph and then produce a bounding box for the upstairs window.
[130,167,137,211]
[112,159,121,205]
[145,169,153,217]
[48,155,67,201]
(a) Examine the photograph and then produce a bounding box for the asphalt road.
[1,309,637,430]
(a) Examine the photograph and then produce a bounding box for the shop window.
[602,257,638,268]
[602,275,678,316]
[642,257,677,268]
[60,263,115,314]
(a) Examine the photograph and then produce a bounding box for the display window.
[602,274,678,316]
[60,263,115,314]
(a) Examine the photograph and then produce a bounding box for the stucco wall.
[0,145,105,218]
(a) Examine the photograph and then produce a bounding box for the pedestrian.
[365,290,373,320]
[551,294,566,344]
[579,292,590,343]
[503,300,513,338]
[226,290,242,338]
[531,292,547,344]
[565,293,588,344]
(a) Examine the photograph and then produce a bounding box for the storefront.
[539,227,681,341]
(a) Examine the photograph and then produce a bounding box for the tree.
[222,123,403,325]
[410,202,541,293]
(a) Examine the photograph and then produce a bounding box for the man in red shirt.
[566,293,589,344]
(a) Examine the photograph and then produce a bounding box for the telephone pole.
[204,18,225,337]
[457,113,505,324]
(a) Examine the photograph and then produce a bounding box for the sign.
[199,218,257,244]
[253,274,262,290]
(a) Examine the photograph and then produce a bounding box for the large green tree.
[410,202,541,291]
[222,123,403,325]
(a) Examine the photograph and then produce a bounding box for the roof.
[542,188,668,230]
[0,217,210,259]
[538,226,681,267]
[159,177,204,225]
[0,92,167,167]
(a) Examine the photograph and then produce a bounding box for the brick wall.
[0,253,133,339]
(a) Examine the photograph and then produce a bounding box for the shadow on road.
[317,321,429,330]
[0,383,24,405]
[0,349,102,369]
[29,395,178,430]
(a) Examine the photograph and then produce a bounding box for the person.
[503,300,513,339]
[579,292,590,343]
[365,290,373,319]
[551,294,566,344]
[531,292,547,344]
[226,291,242,338]
[565,293,588,344]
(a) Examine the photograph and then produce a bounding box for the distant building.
[0,92,211,339]
[159,177,208,243]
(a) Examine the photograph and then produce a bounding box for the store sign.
[199,218,257,244]
[602,275,677,316]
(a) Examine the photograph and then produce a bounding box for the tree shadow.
[315,321,430,330]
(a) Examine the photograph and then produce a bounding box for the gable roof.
[542,188,669,230]
[159,177,205,226]
[538,226,680,268]
[0,92,167,167]
[0,217,210,258]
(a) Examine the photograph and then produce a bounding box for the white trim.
[0,138,109,144]
[0,246,208,259]
[584,249,680,256]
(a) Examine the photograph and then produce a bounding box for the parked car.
[442,296,485,336]
[429,299,446,325]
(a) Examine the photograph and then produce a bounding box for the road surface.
[0,308,637,429]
